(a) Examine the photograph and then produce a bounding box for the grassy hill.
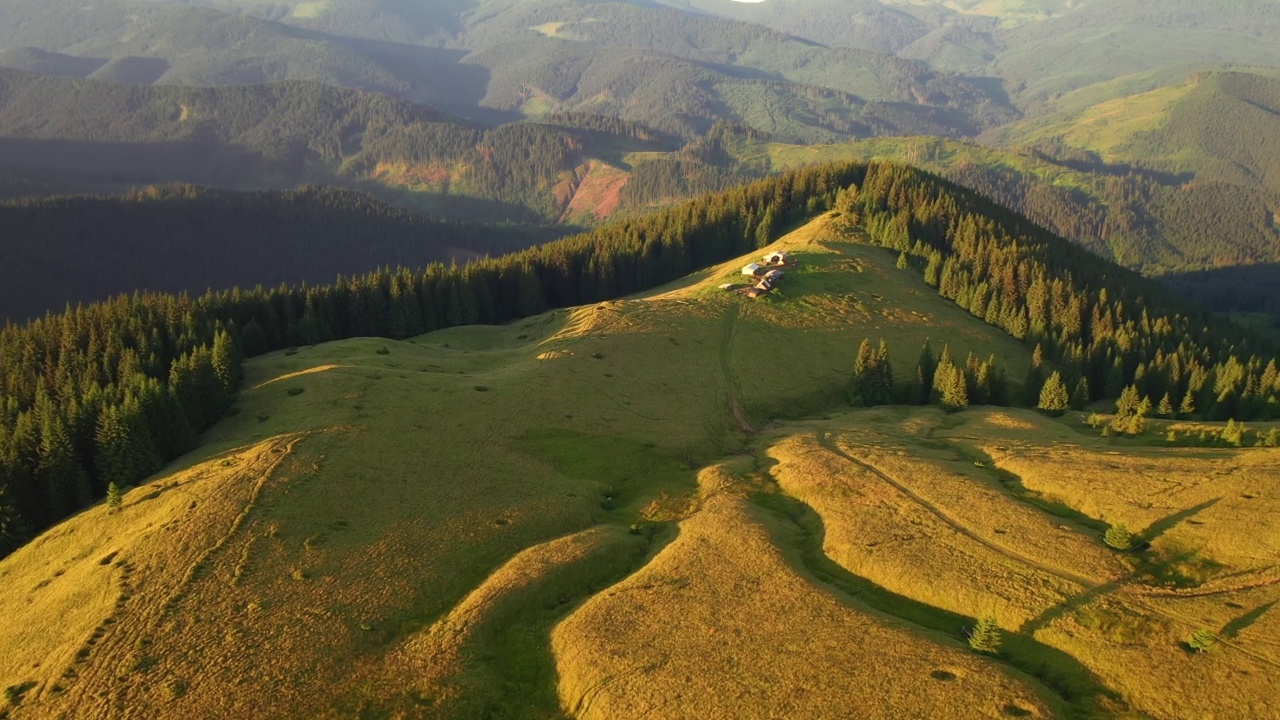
[3,212,1277,718]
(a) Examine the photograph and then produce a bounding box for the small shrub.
[1104,523,1135,551]
[1187,628,1216,653]
[226,406,242,417]
[474,385,489,392]
[5,681,38,706]
[591,352,605,359]
[284,347,299,356]
[287,387,305,396]
[968,615,1002,653]
[376,346,390,355]
[257,414,270,423]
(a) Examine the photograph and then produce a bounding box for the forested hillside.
[0,0,1017,141]
[0,186,566,322]
[0,68,663,221]
[3,161,1278,559]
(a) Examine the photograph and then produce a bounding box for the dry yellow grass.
[0,435,300,715]
[929,408,1280,719]
[551,464,1055,719]
[957,412,1280,578]
[1036,586,1280,719]
[763,420,1110,629]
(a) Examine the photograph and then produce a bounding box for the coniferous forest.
[3,161,1280,558]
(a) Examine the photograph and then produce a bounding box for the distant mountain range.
[1,0,1279,318]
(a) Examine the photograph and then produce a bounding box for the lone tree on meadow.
[968,615,1002,654]
[1104,523,1135,551]
[106,482,124,511]
[1037,371,1070,415]
[1187,628,1217,654]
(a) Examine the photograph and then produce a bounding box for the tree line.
[0,161,866,556]
[4,160,1278,558]
[851,163,1280,424]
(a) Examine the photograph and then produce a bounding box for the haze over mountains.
[0,0,1277,322]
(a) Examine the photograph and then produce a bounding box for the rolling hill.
[3,168,1279,717]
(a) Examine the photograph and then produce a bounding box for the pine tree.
[1187,629,1216,653]
[0,483,30,557]
[849,339,877,406]
[1222,419,1245,447]
[106,482,123,511]
[873,339,894,404]
[37,413,91,520]
[1022,343,1045,406]
[1177,388,1196,419]
[1104,523,1135,551]
[914,340,936,405]
[1037,371,1070,415]
[1070,376,1091,411]
[1157,392,1174,418]
[968,616,1002,654]
[935,361,969,413]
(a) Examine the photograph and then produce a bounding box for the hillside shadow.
[1140,498,1220,544]
[1157,264,1280,316]
[335,39,505,120]
[1020,582,1123,635]
[0,137,271,186]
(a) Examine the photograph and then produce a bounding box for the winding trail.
[814,430,1101,590]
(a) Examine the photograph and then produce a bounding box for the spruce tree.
[1037,371,1070,415]
[1070,376,1091,411]
[1022,344,1046,406]
[1157,392,1174,418]
[873,339,894,404]
[1178,389,1197,419]
[37,413,91,520]
[914,340,936,405]
[0,483,30,557]
[935,361,969,413]
[1104,523,1135,551]
[968,616,1002,654]
[1187,629,1216,654]
[106,482,123,511]
[849,339,877,406]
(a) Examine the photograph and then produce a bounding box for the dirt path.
[814,430,1100,590]
[718,305,756,434]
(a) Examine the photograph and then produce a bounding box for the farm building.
[745,287,768,298]
[741,263,763,276]
[762,250,789,265]
[763,269,784,282]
